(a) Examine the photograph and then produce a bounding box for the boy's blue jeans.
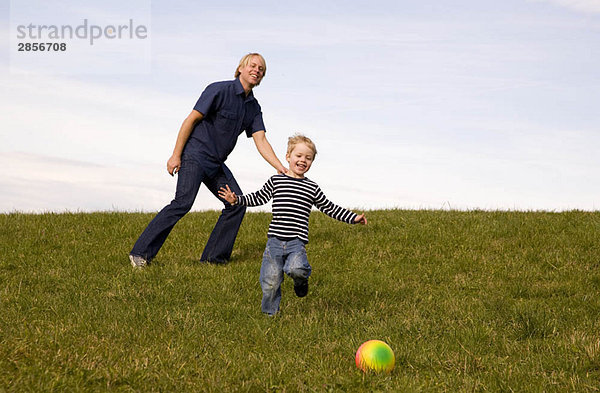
[260,237,311,315]
[130,156,245,263]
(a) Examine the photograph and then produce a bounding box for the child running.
[218,134,367,315]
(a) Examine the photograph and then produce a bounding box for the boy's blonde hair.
[234,53,267,79]
[287,134,317,157]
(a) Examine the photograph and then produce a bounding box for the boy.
[218,134,367,315]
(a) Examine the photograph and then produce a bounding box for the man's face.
[238,56,265,88]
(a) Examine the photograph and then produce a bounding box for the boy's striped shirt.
[237,174,357,243]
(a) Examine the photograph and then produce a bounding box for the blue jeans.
[260,237,311,315]
[130,156,246,263]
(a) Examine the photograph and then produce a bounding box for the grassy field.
[1,209,600,392]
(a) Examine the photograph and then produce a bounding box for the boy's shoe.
[293,278,309,298]
[129,254,148,268]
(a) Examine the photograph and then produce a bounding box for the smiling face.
[237,55,266,90]
[286,142,315,178]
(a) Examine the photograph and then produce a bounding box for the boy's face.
[286,142,315,178]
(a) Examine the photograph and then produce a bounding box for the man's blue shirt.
[187,78,265,163]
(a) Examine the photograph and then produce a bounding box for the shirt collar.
[234,78,255,101]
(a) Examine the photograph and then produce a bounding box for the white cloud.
[0,152,226,213]
[2,2,599,213]
[0,71,189,166]
[529,0,600,13]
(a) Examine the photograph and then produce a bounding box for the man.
[129,53,286,267]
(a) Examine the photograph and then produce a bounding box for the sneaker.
[199,258,227,265]
[293,278,309,298]
[129,254,148,268]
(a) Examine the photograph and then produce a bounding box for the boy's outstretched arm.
[218,185,238,205]
[220,178,275,207]
[313,185,366,225]
[354,213,368,225]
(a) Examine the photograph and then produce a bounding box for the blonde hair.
[287,134,317,157]
[234,53,267,79]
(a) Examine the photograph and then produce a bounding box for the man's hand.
[167,154,181,176]
[252,131,287,174]
[167,110,203,176]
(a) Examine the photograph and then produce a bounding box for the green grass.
[1,210,600,392]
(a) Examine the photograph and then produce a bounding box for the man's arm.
[167,110,204,176]
[252,131,287,174]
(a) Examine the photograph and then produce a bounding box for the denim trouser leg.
[282,239,311,282]
[260,238,311,315]
[200,165,246,263]
[130,158,203,261]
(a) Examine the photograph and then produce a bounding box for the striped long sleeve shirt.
[237,174,357,243]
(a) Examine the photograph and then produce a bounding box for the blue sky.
[1,0,599,212]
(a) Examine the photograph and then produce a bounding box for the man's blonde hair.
[234,53,267,80]
[287,134,317,157]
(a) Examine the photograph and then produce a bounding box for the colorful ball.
[355,340,395,373]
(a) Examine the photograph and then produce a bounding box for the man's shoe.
[129,254,148,268]
[199,259,227,265]
[293,278,309,298]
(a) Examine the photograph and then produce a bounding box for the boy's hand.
[354,213,367,225]
[218,184,238,205]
